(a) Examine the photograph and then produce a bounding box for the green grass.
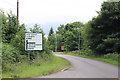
[2,56,71,78]
[57,52,119,67]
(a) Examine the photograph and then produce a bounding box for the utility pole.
[78,32,80,55]
[55,32,57,52]
[17,0,19,21]
[77,27,80,55]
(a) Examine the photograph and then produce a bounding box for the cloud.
[0,0,106,34]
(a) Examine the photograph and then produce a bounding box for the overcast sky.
[0,0,106,35]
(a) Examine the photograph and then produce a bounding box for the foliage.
[28,24,52,60]
[2,56,71,78]
[55,34,64,51]
[47,34,56,51]
[1,10,53,77]
[56,24,65,35]
[10,24,27,54]
[0,11,2,43]
[29,24,44,33]
[104,52,119,61]
[2,43,23,73]
[48,27,54,36]
[59,52,119,66]
[50,22,84,52]
[64,30,78,51]
[47,33,64,51]
[2,11,19,43]
[47,2,120,64]
[64,22,84,31]
[1,10,28,73]
[2,1,120,77]
[85,2,120,55]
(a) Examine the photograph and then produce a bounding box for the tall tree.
[86,2,120,55]
[55,22,84,51]
[65,22,84,31]
[2,11,18,43]
[11,24,27,54]
[48,27,54,36]
[47,34,55,51]
[30,24,44,33]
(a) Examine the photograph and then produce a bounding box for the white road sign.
[25,33,42,50]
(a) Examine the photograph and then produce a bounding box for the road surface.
[39,53,118,78]
[21,53,119,80]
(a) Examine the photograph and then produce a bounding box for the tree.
[64,30,77,51]
[86,2,120,55]
[2,11,18,43]
[56,24,65,35]
[55,22,84,52]
[48,27,54,36]
[65,22,84,31]
[10,24,27,54]
[47,34,55,51]
[1,10,53,75]
[29,24,51,59]
[30,24,44,34]
[1,10,28,69]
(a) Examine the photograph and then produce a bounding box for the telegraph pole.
[77,27,80,55]
[17,0,19,21]
[55,32,57,52]
[78,32,80,55]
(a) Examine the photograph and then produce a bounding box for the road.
[21,53,119,80]
[39,53,118,78]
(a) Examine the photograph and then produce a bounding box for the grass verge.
[57,52,119,67]
[2,56,71,78]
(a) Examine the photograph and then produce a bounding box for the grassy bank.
[2,55,71,78]
[57,52,119,67]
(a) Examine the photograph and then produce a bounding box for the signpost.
[25,33,42,50]
[25,33,42,65]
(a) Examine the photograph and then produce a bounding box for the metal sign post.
[37,52,40,66]
[28,53,31,65]
[25,33,42,65]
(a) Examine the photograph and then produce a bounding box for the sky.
[0,0,107,35]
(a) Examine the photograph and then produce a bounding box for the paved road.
[39,53,118,78]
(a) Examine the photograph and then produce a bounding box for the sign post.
[25,33,42,65]
[28,53,30,65]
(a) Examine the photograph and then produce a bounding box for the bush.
[103,38,120,54]
[2,44,21,72]
[104,53,119,61]
[2,44,21,63]
[80,48,94,56]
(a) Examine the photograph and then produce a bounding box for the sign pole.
[37,52,40,66]
[28,52,30,65]
[25,33,42,65]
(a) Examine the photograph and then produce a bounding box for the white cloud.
[0,0,106,34]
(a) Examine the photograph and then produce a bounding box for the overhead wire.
[0,0,16,7]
